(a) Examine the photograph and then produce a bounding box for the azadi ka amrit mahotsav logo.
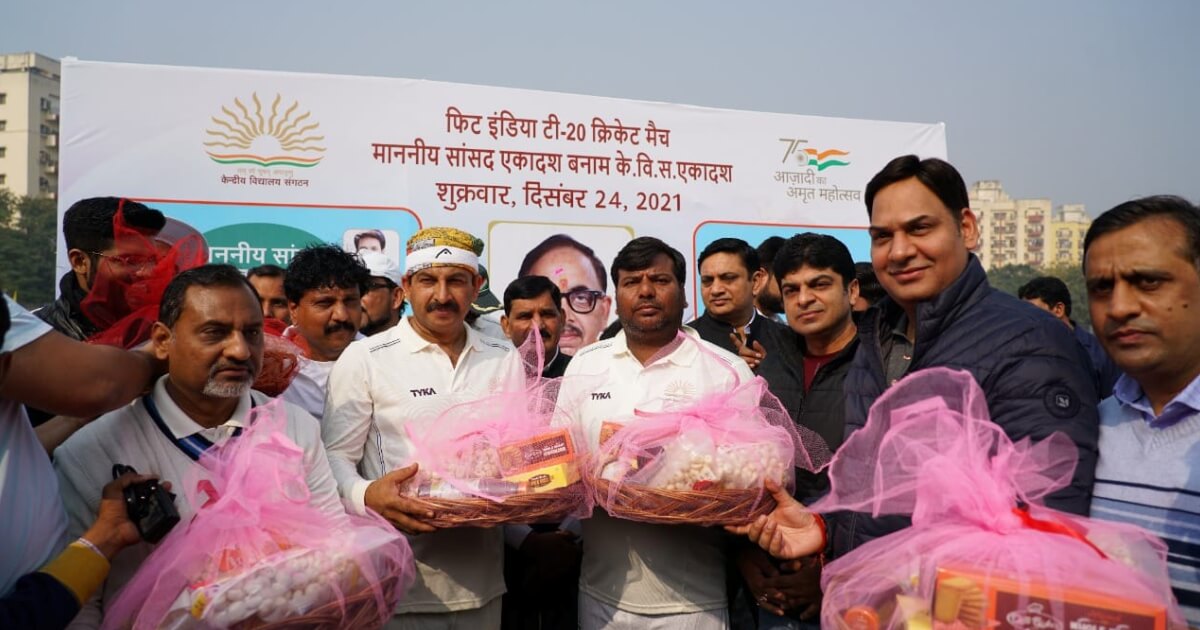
[204,93,325,168]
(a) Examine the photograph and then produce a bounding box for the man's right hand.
[364,464,437,535]
[730,332,766,371]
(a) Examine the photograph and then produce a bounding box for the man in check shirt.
[558,237,754,630]
[322,227,524,630]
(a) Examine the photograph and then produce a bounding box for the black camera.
[112,464,180,544]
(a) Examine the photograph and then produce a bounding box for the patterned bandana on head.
[404,227,483,276]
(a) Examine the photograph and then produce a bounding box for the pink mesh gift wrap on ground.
[401,333,594,527]
[591,333,830,526]
[101,400,415,630]
[808,367,1183,629]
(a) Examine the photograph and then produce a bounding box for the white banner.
[59,59,946,324]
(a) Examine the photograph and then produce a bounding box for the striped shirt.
[1091,373,1200,626]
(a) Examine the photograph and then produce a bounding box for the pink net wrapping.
[401,333,593,525]
[252,318,303,397]
[590,332,830,526]
[102,399,415,630]
[82,203,208,349]
[809,367,1183,629]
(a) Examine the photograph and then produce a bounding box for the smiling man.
[322,227,524,629]
[1083,196,1200,626]
[280,245,370,421]
[519,234,612,356]
[835,155,1100,557]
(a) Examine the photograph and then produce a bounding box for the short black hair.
[756,236,786,275]
[63,197,166,253]
[854,262,886,305]
[698,238,761,276]
[503,275,562,315]
[284,244,370,304]
[611,237,686,287]
[159,264,257,328]
[864,155,969,220]
[1084,195,1200,269]
[773,233,856,288]
[1018,276,1073,316]
[354,229,386,251]
[518,234,608,292]
[246,264,285,280]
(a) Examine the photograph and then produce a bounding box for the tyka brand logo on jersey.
[591,392,612,400]
[410,387,437,397]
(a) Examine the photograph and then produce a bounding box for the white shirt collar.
[609,326,703,368]
[150,375,253,439]
[396,316,487,355]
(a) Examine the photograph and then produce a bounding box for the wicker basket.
[408,485,585,528]
[233,573,400,630]
[591,479,776,526]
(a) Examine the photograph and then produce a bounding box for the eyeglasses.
[563,289,604,314]
[90,251,157,269]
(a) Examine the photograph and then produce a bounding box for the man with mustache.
[498,275,582,629]
[323,227,524,629]
[54,265,344,628]
[280,245,370,421]
[358,251,406,337]
[1083,196,1200,626]
[835,155,1099,557]
[688,238,779,358]
[557,237,753,630]
[501,275,571,378]
[520,234,612,356]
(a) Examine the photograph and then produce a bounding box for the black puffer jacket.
[34,272,97,342]
[832,256,1100,558]
[755,323,857,453]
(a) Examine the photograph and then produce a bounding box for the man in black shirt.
[687,238,785,358]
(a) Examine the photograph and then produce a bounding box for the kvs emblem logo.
[204,93,325,168]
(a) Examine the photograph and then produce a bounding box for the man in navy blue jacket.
[833,155,1100,558]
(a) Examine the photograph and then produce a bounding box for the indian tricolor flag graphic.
[799,148,850,171]
[204,93,325,168]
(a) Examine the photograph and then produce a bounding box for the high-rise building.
[969,180,1089,270]
[1049,203,1091,268]
[0,52,60,199]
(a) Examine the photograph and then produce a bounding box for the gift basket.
[590,333,830,526]
[82,203,208,349]
[102,399,415,630]
[252,318,304,397]
[401,333,593,528]
[808,367,1184,630]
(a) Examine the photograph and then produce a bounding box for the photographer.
[0,294,163,629]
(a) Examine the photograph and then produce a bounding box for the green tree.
[987,261,1092,332]
[0,191,58,309]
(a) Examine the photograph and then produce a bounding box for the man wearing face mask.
[54,265,343,628]
[280,245,370,421]
[323,227,525,629]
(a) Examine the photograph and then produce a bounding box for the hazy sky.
[3,1,1196,216]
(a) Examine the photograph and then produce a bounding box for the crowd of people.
[0,154,1196,629]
